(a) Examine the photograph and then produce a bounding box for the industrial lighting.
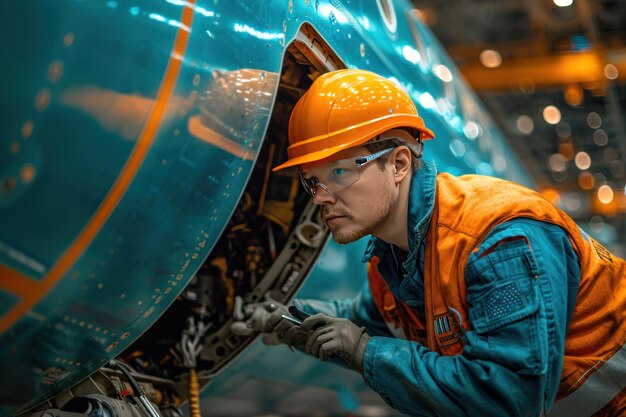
[574,152,591,170]
[548,153,568,172]
[578,172,595,190]
[411,8,427,23]
[598,185,614,204]
[554,0,573,7]
[587,112,602,129]
[463,121,479,139]
[590,215,604,233]
[402,45,421,64]
[593,129,609,146]
[233,23,285,40]
[418,92,436,109]
[493,153,507,171]
[479,49,502,68]
[604,64,619,80]
[516,115,534,135]
[449,139,466,157]
[543,105,561,125]
[562,192,581,212]
[564,84,584,106]
[434,64,453,82]
[558,138,575,160]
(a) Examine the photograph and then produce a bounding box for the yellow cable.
[188,368,201,417]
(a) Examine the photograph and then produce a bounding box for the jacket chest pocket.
[466,238,548,375]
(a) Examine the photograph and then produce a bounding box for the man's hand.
[230,297,286,335]
[301,314,371,373]
[230,297,309,348]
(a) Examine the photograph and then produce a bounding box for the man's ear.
[392,146,412,184]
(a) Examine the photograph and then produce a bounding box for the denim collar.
[363,160,437,269]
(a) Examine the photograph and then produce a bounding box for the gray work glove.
[301,314,371,373]
[230,298,309,348]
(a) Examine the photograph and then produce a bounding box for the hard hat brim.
[272,114,434,171]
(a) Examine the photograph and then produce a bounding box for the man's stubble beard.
[330,180,394,244]
[331,228,366,244]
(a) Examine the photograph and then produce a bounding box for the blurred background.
[415,0,626,257]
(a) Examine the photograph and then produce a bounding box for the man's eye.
[331,168,346,178]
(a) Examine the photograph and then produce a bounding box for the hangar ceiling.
[414,0,626,255]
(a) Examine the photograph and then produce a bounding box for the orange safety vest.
[368,173,626,416]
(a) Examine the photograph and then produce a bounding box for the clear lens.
[299,147,394,196]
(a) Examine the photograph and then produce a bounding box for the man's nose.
[312,185,336,205]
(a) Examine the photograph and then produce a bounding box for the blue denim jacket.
[298,162,581,417]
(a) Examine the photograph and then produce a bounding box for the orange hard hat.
[272,69,435,171]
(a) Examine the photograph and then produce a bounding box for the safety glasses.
[298,147,394,197]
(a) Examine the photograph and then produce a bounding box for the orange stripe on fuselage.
[0,2,196,334]
[0,264,39,296]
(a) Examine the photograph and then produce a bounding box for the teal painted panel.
[0,0,282,413]
[0,292,18,317]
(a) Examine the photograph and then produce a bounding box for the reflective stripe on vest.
[549,342,626,416]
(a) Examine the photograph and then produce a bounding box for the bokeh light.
[543,105,561,125]
[604,64,618,80]
[564,84,583,106]
[479,49,502,68]
[590,215,604,233]
[587,112,602,129]
[516,115,534,135]
[578,171,594,190]
[574,152,591,170]
[548,153,568,172]
[598,185,614,204]
[593,129,608,146]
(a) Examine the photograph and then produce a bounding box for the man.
[232,69,626,416]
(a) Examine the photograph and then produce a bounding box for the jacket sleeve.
[362,219,581,417]
[294,278,393,338]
